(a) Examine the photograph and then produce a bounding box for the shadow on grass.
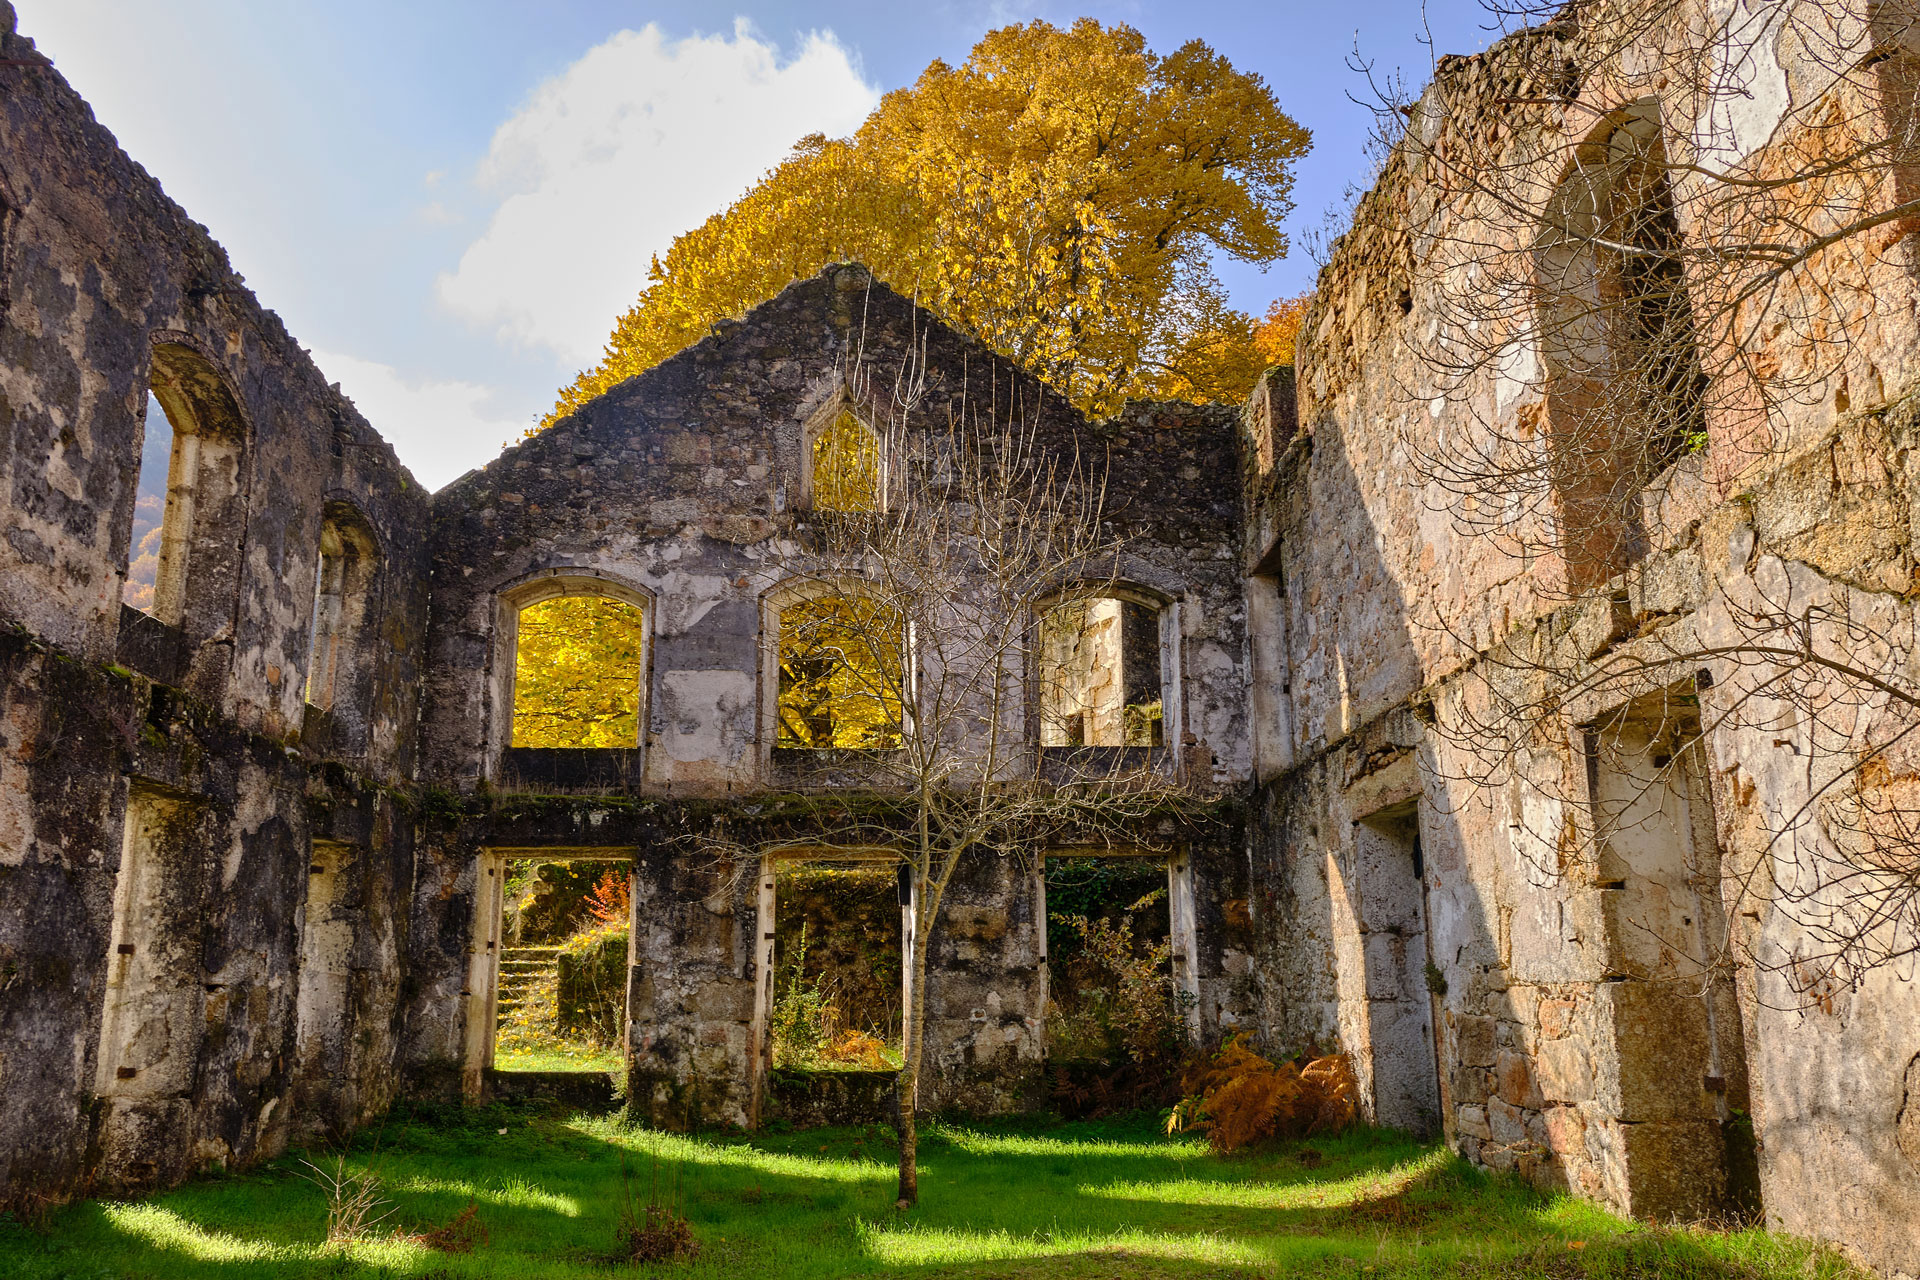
[0,1105,1864,1280]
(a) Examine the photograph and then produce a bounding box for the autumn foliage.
[548,19,1311,424]
[510,596,647,748]
[1252,292,1311,368]
[1168,1034,1358,1154]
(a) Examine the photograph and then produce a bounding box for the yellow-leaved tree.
[546,19,1310,424]
[511,597,648,748]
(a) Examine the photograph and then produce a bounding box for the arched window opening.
[810,408,882,513]
[304,504,378,725]
[121,392,171,614]
[1534,100,1707,588]
[776,594,905,749]
[125,343,250,635]
[510,595,647,749]
[1039,595,1165,747]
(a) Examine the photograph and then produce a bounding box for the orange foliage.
[1168,1033,1357,1154]
[818,1029,894,1070]
[586,869,631,926]
[1252,292,1312,368]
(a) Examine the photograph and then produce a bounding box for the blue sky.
[15,1,1498,489]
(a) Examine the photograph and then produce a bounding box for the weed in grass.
[297,1152,393,1246]
[615,1155,699,1264]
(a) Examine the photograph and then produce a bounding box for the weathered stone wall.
[410,266,1255,1124]
[0,2,429,1205]
[1242,5,1920,1274]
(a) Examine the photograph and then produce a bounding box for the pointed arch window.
[303,503,379,751]
[809,408,883,513]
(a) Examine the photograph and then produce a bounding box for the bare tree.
[1325,0,1920,996]
[730,313,1204,1207]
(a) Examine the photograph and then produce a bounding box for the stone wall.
[1241,6,1920,1274]
[0,1,429,1204]
[410,265,1256,1126]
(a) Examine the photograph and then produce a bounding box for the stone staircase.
[497,945,560,1016]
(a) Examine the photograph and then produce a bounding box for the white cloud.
[313,349,530,491]
[437,20,879,367]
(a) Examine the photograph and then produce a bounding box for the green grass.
[0,1105,1863,1280]
[493,1045,624,1074]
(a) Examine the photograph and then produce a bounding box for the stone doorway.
[1037,848,1199,1113]
[464,848,635,1097]
[1353,801,1443,1137]
[747,849,909,1126]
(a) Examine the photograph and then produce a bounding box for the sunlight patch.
[392,1173,580,1216]
[570,1118,893,1184]
[933,1128,1209,1161]
[102,1204,297,1264]
[1089,1175,1324,1209]
[855,1220,1272,1268]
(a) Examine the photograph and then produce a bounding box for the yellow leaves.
[776,595,905,749]
[543,19,1310,429]
[812,411,881,512]
[1253,292,1312,368]
[511,596,646,749]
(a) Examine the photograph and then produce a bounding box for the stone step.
[501,946,562,960]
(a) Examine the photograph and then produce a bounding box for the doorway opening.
[1586,694,1759,1219]
[1354,801,1442,1137]
[485,855,633,1075]
[766,861,904,1071]
[1039,851,1190,1114]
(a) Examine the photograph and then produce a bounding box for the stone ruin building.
[0,1,1916,1275]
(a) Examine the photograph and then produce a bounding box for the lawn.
[0,1102,1862,1280]
[494,1046,625,1074]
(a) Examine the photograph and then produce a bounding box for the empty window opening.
[510,595,647,748]
[1535,100,1707,588]
[127,343,250,635]
[1586,695,1760,1218]
[1040,595,1164,746]
[121,393,171,614]
[810,408,882,512]
[1353,802,1442,1137]
[304,506,378,739]
[492,858,633,1074]
[94,786,207,1180]
[767,862,904,1071]
[292,841,356,1126]
[1040,853,1180,1114]
[776,594,905,749]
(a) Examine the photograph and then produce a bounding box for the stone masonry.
[0,2,1917,1276]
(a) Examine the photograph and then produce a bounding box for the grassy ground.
[0,1104,1862,1280]
[493,1045,625,1074]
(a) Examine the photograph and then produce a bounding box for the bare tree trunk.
[895,879,934,1208]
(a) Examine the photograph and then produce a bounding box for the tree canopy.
[511,596,647,748]
[546,19,1310,424]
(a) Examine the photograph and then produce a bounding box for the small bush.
[299,1154,393,1247]
[818,1029,894,1069]
[1167,1034,1358,1154]
[770,923,832,1066]
[615,1159,699,1265]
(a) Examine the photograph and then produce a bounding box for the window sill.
[498,747,642,793]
